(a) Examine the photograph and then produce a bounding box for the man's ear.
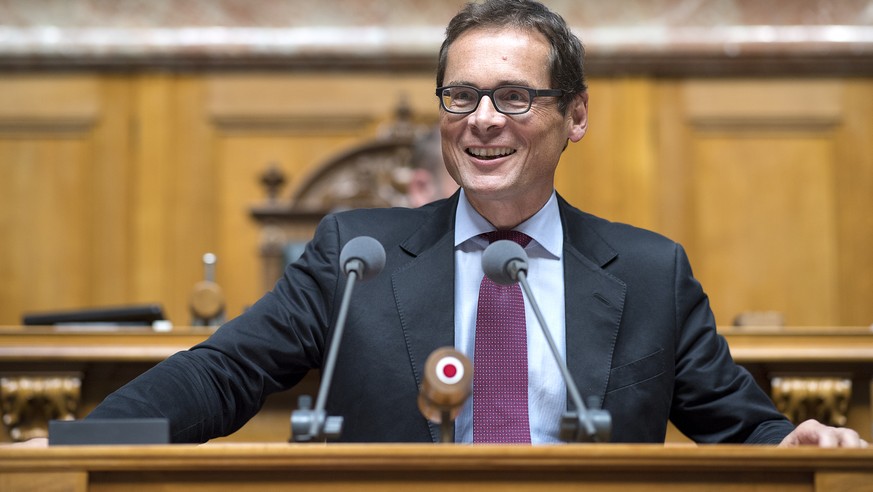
[567,92,589,143]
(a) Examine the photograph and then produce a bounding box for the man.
[88,0,864,447]
[406,126,458,208]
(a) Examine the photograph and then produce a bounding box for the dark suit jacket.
[88,192,794,444]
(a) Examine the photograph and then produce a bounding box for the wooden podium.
[1,443,873,492]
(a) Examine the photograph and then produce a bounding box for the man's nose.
[467,95,506,130]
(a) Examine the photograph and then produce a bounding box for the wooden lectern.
[1,443,873,491]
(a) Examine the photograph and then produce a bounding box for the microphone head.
[340,236,386,281]
[482,239,528,285]
[418,347,472,424]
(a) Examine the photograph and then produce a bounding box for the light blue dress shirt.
[453,189,567,444]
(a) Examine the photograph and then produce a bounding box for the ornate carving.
[249,99,435,289]
[292,142,417,211]
[770,376,851,427]
[0,373,81,442]
[257,98,432,214]
[260,163,287,203]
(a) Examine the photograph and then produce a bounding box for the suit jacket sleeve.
[668,244,794,444]
[87,215,344,443]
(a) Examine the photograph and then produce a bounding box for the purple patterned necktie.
[473,230,532,443]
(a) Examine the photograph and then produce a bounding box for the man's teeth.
[467,147,515,158]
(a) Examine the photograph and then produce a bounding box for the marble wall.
[1,0,872,70]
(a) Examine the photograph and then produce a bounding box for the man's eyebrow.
[443,79,535,88]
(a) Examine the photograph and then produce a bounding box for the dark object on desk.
[22,303,166,327]
[48,418,170,445]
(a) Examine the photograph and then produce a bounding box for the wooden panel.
[207,73,440,131]
[0,75,99,131]
[682,80,842,128]
[88,76,135,306]
[0,138,90,314]
[0,471,87,492]
[1,444,872,492]
[0,76,99,323]
[834,81,873,325]
[86,471,811,492]
[1,72,872,330]
[0,75,136,326]
[656,79,851,326]
[207,73,439,314]
[693,136,837,325]
[216,135,355,315]
[130,75,173,306]
[557,77,657,230]
[816,472,873,492]
[161,76,217,324]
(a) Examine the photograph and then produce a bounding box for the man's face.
[439,27,587,219]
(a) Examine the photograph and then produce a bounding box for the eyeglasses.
[436,85,563,115]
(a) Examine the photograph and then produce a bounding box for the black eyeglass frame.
[436,85,564,115]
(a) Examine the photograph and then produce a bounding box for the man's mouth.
[466,147,516,160]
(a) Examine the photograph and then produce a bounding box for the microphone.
[340,236,386,280]
[418,347,472,443]
[291,236,386,442]
[481,239,527,285]
[482,240,612,443]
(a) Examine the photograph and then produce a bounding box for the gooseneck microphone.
[291,236,386,442]
[482,240,612,443]
[340,236,386,281]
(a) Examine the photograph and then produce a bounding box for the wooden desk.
[721,325,873,364]
[0,326,314,443]
[1,444,873,492]
[6,325,870,362]
[721,326,873,440]
[1,326,872,443]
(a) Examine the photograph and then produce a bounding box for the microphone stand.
[290,236,385,442]
[290,260,362,442]
[439,411,452,443]
[510,261,612,443]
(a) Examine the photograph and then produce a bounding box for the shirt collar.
[454,189,563,258]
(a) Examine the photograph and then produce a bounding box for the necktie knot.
[480,230,532,248]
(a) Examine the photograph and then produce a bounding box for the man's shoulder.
[333,200,446,225]
[327,198,454,244]
[559,198,676,249]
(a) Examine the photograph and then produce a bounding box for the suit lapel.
[559,197,626,411]
[392,195,458,442]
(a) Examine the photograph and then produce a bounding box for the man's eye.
[499,89,527,102]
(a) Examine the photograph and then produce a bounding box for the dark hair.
[410,125,443,175]
[436,0,586,114]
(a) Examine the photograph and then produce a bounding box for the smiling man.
[87,0,865,448]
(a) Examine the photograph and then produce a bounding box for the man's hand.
[779,419,869,448]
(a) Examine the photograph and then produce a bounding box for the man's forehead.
[443,27,552,86]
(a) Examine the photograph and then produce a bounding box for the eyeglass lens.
[441,86,532,114]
